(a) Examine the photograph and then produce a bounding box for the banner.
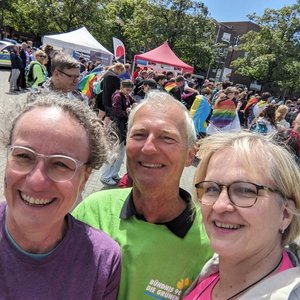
[113,37,126,63]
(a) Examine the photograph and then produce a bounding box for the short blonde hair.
[195,131,300,245]
[111,62,125,74]
[34,49,46,59]
[275,105,289,122]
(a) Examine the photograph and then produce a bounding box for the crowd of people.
[86,64,300,182]
[4,47,300,299]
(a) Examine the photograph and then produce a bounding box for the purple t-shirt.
[0,202,121,299]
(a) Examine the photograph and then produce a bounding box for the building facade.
[207,21,260,89]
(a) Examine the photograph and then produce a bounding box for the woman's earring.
[280,227,285,234]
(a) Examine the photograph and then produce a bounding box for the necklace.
[196,254,283,300]
[225,255,283,299]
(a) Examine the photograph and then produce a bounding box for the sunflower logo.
[176,278,192,290]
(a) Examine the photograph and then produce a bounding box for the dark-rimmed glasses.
[7,145,86,182]
[58,69,80,80]
[195,181,281,208]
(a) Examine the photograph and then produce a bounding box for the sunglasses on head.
[39,55,46,58]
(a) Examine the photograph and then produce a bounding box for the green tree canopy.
[232,1,300,91]
[4,0,215,71]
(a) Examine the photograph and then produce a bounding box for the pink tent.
[134,42,194,73]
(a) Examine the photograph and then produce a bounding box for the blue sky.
[200,0,298,22]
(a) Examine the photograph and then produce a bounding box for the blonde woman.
[183,132,300,299]
[27,49,47,89]
[276,104,290,130]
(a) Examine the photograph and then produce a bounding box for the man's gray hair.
[127,91,197,149]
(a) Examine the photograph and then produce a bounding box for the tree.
[232,1,300,92]
[122,0,216,71]
[93,0,215,70]
[5,0,104,40]
[5,0,215,72]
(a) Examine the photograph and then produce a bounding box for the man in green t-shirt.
[73,91,212,300]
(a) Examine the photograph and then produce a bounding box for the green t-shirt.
[72,188,212,300]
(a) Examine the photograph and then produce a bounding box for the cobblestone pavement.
[0,68,197,203]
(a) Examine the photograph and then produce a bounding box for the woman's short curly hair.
[8,93,112,170]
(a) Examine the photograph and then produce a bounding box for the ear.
[281,199,295,231]
[185,144,198,167]
[52,69,59,77]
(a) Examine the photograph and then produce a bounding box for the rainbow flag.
[210,99,236,128]
[244,97,258,112]
[77,73,99,98]
[164,82,177,93]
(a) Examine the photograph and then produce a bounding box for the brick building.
[207,21,260,89]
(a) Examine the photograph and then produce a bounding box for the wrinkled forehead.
[132,103,187,134]
[136,103,186,125]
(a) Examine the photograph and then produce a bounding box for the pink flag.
[113,37,126,63]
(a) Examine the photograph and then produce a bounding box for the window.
[222,32,231,43]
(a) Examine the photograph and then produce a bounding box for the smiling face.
[200,148,292,261]
[126,104,194,191]
[5,107,90,233]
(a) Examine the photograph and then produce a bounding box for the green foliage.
[4,0,215,71]
[5,0,103,39]
[232,1,300,91]
[85,0,215,70]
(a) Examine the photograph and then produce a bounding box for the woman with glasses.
[183,131,300,299]
[0,94,121,299]
[26,49,47,89]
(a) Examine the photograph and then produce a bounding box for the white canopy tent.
[42,27,113,65]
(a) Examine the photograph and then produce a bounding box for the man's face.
[159,78,167,85]
[167,73,174,80]
[143,84,151,94]
[121,87,133,96]
[126,104,194,190]
[176,80,185,87]
[142,72,148,79]
[52,68,81,93]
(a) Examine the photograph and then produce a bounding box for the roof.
[42,27,113,56]
[134,42,193,73]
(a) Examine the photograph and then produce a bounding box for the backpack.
[26,61,42,87]
[250,120,268,134]
[93,78,103,95]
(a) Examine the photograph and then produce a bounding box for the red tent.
[134,42,194,73]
